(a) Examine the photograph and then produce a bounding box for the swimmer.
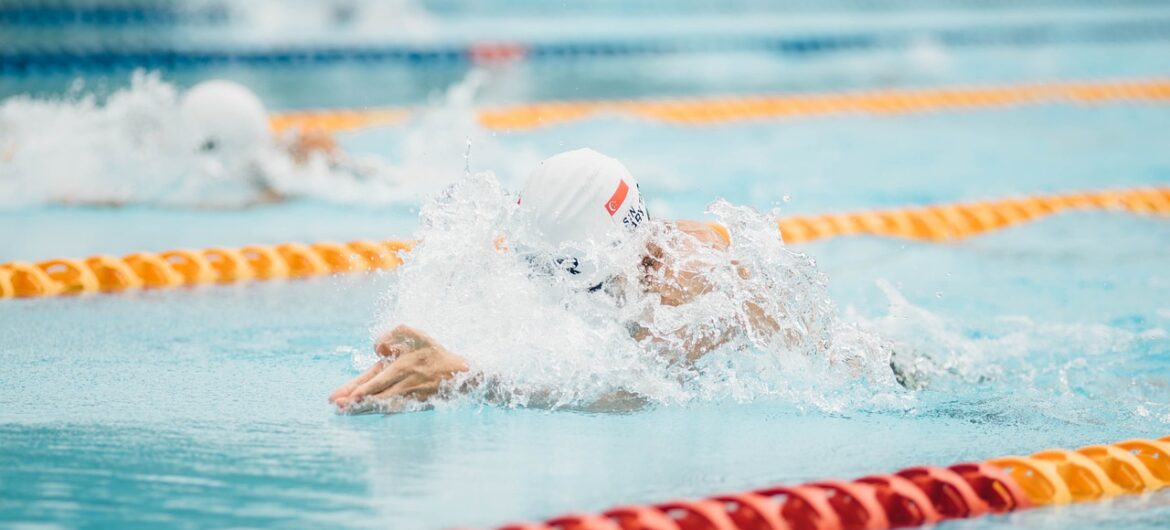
[329,148,786,413]
[179,79,343,204]
[3,76,396,207]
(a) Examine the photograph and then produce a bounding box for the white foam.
[0,70,529,208]
[851,280,1170,426]
[375,171,909,413]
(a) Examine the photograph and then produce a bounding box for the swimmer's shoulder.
[673,220,731,250]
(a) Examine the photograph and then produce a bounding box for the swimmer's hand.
[289,128,339,165]
[328,325,469,414]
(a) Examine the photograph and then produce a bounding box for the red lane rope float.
[710,494,792,530]
[493,437,1169,530]
[2,186,1168,299]
[852,475,940,527]
[753,486,841,530]
[805,481,889,530]
[946,463,1030,513]
[268,79,1170,134]
[893,466,989,519]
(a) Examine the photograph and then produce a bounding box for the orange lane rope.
[269,79,1170,134]
[493,435,1170,530]
[2,187,1168,299]
[269,107,411,134]
[776,186,1170,244]
[0,241,412,298]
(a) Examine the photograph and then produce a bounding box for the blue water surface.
[3,212,1169,529]
[3,5,1170,530]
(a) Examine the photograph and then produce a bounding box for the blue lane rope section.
[2,19,1169,75]
[0,4,227,27]
[3,1,1166,26]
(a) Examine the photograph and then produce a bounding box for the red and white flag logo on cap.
[605,180,629,216]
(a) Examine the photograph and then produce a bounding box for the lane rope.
[0,240,414,298]
[776,186,1170,244]
[0,2,1154,28]
[0,3,226,26]
[268,79,1170,134]
[269,108,412,134]
[4,18,1170,74]
[492,435,1170,530]
[2,186,1167,299]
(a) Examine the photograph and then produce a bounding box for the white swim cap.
[518,149,649,288]
[179,80,269,157]
[520,148,648,247]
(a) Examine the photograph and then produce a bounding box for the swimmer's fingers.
[336,369,432,414]
[371,374,442,402]
[372,379,437,397]
[335,396,394,415]
[375,325,425,355]
[375,342,408,359]
[386,325,441,350]
[341,342,468,412]
[337,394,414,415]
[349,361,411,402]
[328,362,384,404]
[374,329,401,356]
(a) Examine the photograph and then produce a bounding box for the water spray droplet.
[463,137,472,177]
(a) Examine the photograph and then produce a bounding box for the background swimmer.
[329,148,802,413]
[164,79,351,204]
[0,74,404,208]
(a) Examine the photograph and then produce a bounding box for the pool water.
[3,211,1169,528]
[3,3,1170,529]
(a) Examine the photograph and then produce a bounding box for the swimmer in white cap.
[180,79,346,203]
[329,148,780,412]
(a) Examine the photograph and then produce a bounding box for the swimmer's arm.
[676,222,783,358]
[643,303,778,366]
[629,303,739,363]
[285,128,340,165]
[680,326,739,363]
[692,222,785,345]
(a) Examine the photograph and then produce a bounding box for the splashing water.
[0,70,530,208]
[0,72,257,207]
[0,72,332,207]
[372,171,909,413]
[262,68,539,205]
[365,171,1170,423]
[389,69,542,190]
[856,281,1170,428]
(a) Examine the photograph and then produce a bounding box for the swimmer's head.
[518,148,649,287]
[179,80,269,158]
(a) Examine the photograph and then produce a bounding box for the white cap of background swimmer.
[179,80,269,157]
[520,148,648,247]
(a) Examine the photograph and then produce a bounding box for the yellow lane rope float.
[269,79,1170,134]
[2,187,1168,298]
